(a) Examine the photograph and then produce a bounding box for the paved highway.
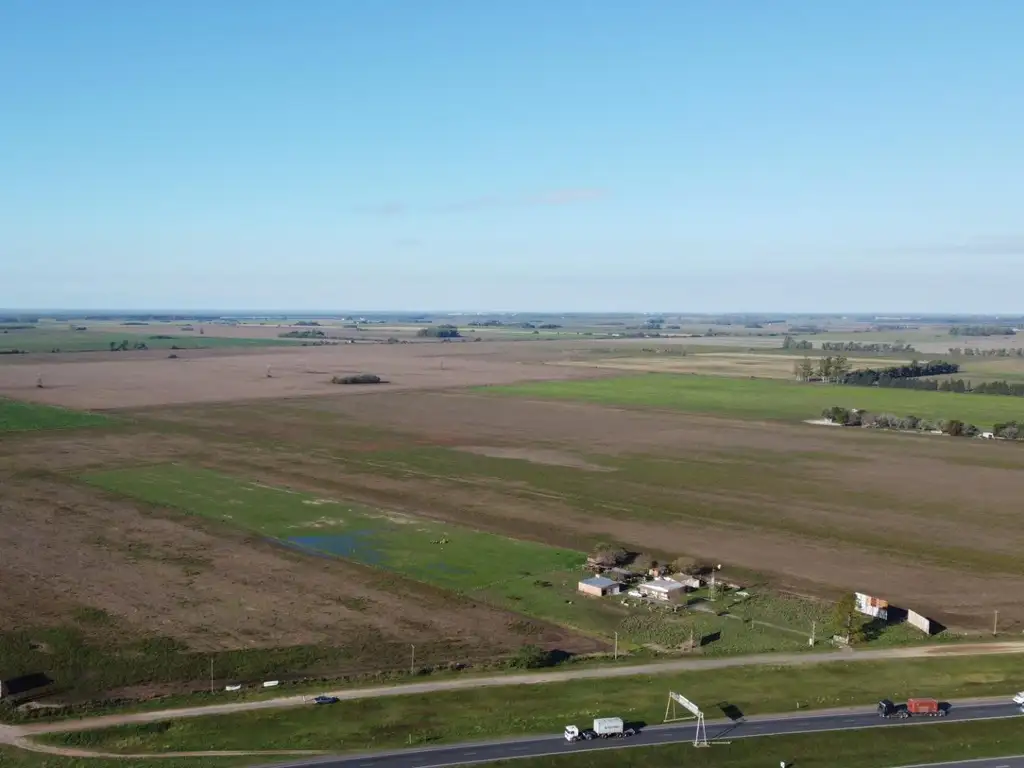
[267,701,1022,768]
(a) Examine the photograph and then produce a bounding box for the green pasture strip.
[0,399,111,432]
[482,374,1024,427]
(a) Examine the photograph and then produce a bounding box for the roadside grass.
[482,373,1024,428]
[79,464,584,593]
[37,653,1024,753]
[0,329,298,353]
[0,747,253,768]
[0,399,111,433]
[482,718,1024,768]
[0,623,494,712]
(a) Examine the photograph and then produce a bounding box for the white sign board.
[907,610,932,634]
[224,684,242,692]
[669,691,702,717]
[262,680,280,688]
[855,592,888,620]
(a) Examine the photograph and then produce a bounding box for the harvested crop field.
[0,341,607,409]
[134,390,1024,631]
[0,463,601,700]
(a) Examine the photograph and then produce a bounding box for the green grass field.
[0,399,111,432]
[0,747,251,768]
[485,374,1024,427]
[38,653,1024,754]
[0,328,298,353]
[81,464,584,594]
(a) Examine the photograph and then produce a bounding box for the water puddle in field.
[288,532,385,566]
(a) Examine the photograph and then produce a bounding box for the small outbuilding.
[578,576,621,597]
[637,577,687,603]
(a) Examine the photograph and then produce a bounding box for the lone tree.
[833,592,866,643]
[590,542,628,568]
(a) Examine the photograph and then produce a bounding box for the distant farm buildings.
[636,577,688,603]
[577,575,621,597]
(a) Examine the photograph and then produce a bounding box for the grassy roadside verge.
[486,718,1024,768]
[37,654,1024,754]
[0,746,251,768]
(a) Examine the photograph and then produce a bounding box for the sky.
[2,0,1023,312]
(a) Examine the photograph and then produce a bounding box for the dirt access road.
[8,640,1024,757]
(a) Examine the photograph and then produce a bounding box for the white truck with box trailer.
[564,717,636,742]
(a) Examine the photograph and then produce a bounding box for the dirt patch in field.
[0,342,609,410]
[0,467,603,666]
[457,446,613,472]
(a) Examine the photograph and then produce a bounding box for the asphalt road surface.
[268,701,1023,768]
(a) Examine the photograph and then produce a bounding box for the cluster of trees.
[331,373,383,385]
[782,336,813,350]
[416,324,461,338]
[994,421,1024,440]
[792,355,852,382]
[948,347,1024,357]
[949,325,1017,336]
[108,340,148,351]
[280,329,326,338]
[971,380,1024,396]
[853,376,1024,398]
[820,341,916,353]
[295,320,321,326]
[840,360,959,387]
[821,407,985,437]
[467,320,563,329]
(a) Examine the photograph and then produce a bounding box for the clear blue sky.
[3,1,1023,312]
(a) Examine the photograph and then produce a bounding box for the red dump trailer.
[906,698,945,716]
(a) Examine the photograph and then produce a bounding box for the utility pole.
[810,621,816,647]
[614,632,618,660]
[410,644,415,676]
[209,658,214,693]
[994,610,1000,636]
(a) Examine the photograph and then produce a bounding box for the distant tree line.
[331,373,384,385]
[295,320,321,327]
[949,347,1024,357]
[821,407,990,439]
[793,355,852,382]
[820,341,916,353]
[782,336,813,350]
[109,340,148,351]
[417,324,461,338]
[994,421,1023,440]
[279,329,326,338]
[467,320,562,329]
[841,360,959,387]
[949,325,1016,337]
